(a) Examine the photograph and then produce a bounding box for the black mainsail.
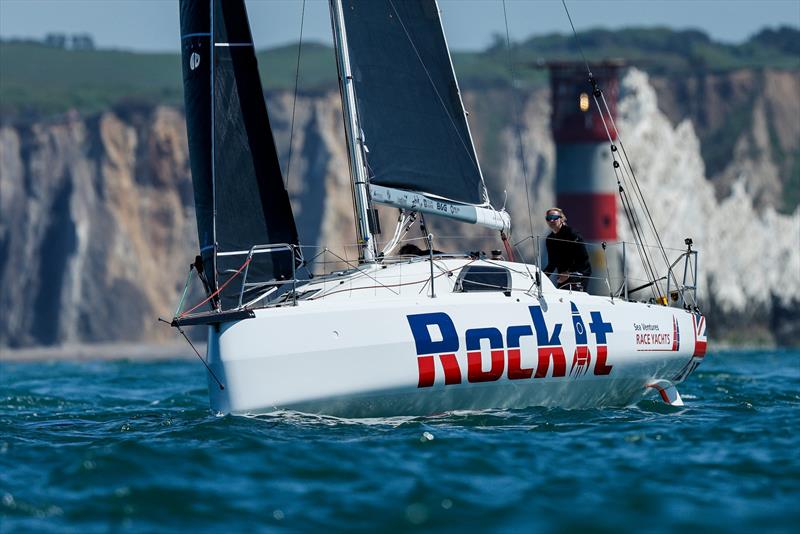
[180,0,300,310]
[336,0,509,230]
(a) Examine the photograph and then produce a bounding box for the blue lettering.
[589,312,613,344]
[407,313,459,355]
[465,327,504,351]
[506,325,533,348]
[570,302,588,345]
[528,306,562,347]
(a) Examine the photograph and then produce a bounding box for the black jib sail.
[180,0,300,311]
[180,0,216,297]
[341,0,489,207]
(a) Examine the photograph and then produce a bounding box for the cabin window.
[455,265,511,293]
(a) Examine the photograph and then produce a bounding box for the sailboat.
[175,0,708,417]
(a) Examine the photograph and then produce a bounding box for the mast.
[329,0,377,263]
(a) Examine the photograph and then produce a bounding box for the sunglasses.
[545,215,562,221]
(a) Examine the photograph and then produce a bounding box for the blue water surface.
[1,349,798,532]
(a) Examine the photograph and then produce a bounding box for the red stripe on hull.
[417,356,435,388]
[440,353,463,385]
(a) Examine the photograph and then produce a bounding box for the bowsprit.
[407,304,614,388]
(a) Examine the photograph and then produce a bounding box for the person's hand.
[557,273,569,284]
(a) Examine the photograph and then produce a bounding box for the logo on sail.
[190,52,201,71]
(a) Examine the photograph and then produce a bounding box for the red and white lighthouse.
[549,60,621,243]
[548,61,623,293]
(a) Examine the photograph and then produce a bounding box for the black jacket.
[543,225,592,277]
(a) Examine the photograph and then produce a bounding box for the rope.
[317,258,475,300]
[312,248,401,298]
[178,256,252,318]
[284,0,306,189]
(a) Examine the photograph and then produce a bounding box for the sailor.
[543,207,592,291]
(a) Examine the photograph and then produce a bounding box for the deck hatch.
[455,265,511,293]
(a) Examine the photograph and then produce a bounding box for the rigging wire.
[177,321,225,391]
[593,82,663,300]
[618,185,659,299]
[560,0,591,77]
[502,0,535,247]
[618,174,660,300]
[588,79,661,300]
[590,81,665,299]
[597,91,679,291]
[561,0,671,301]
[178,256,253,318]
[582,64,659,291]
[284,0,307,188]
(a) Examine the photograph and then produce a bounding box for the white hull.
[203,258,707,417]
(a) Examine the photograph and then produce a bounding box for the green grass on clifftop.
[1,27,797,118]
[0,41,338,118]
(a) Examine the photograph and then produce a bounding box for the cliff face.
[651,69,800,214]
[0,72,798,348]
[618,70,800,345]
[0,108,196,347]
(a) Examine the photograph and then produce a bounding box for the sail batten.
[340,0,491,208]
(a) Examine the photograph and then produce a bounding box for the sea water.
[1,349,798,532]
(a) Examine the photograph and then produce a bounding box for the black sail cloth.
[180,0,300,311]
[341,0,487,206]
[179,0,216,298]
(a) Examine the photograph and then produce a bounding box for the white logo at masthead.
[190,52,201,71]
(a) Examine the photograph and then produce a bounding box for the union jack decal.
[671,317,680,351]
[673,313,707,382]
[693,314,707,357]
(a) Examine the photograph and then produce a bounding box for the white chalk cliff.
[617,69,799,314]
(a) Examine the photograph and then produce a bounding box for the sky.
[0,0,798,52]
